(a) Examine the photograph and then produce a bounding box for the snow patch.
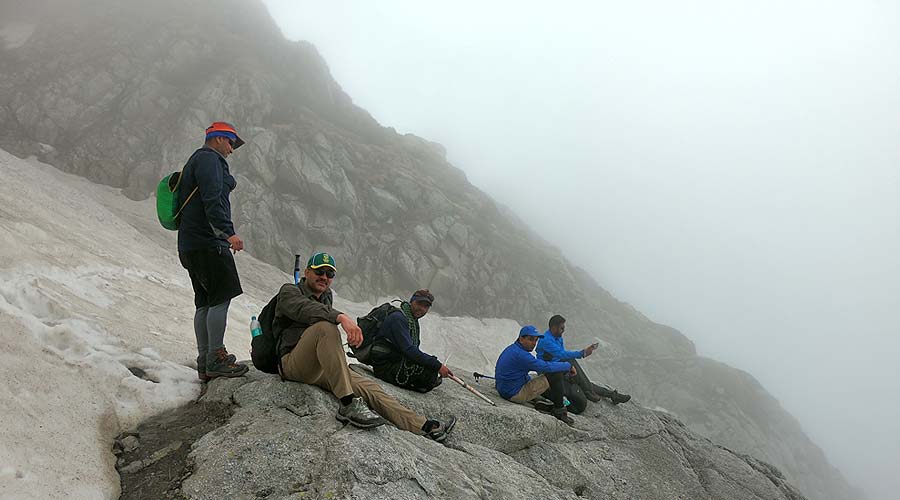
[0,268,198,427]
[0,24,35,49]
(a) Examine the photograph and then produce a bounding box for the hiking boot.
[336,397,386,429]
[585,390,603,403]
[550,407,575,426]
[595,386,631,405]
[532,397,555,414]
[196,355,211,382]
[609,390,631,405]
[196,351,238,382]
[424,416,457,443]
[205,348,248,378]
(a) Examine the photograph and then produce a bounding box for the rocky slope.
[0,148,806,499]
[593,357,864,500]
[118,367,807,500]
[0,1,860,498]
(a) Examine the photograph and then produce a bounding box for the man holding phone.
[537,315,631,408]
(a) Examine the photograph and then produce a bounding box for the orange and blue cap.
[205,121,245,149]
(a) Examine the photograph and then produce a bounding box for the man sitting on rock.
[275,252,456,442]
[495,325,576,426]
[536,314,631,409]
[370,289,453,393]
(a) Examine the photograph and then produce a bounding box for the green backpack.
[155,172,197,230]
[155,152,200,230]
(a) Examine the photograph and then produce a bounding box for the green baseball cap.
[307,252,337,271]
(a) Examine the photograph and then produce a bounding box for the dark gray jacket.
[274,279,343,357]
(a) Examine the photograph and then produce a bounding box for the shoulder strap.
[174,187,198,218]
[173,149,204,219]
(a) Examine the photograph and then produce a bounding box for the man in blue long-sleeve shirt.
[537,315,631,407]
[370,289,453,393]
[495,325,576,426]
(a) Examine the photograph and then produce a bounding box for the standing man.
[370,289,453,393]
[537,314,631,407]
[275,252,456,442]
[178,122,249,381]
[495,325,576,426]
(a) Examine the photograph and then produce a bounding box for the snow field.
[0,148,524,499]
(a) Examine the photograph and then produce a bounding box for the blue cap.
[518,325,544,338]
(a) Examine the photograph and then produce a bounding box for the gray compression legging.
[194,300,230,358]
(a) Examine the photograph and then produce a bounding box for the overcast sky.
[262,2,899,498]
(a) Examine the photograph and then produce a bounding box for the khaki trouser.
[281,321,427,434]
[509,374,550,403]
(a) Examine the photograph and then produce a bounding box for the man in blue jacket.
[495,325,576,426]
[370,289,453,393]
[177,122,248,381]
[537,314,631,408]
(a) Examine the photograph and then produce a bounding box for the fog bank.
[263,2,900,498]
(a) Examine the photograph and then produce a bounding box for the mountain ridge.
[0,2,862,499]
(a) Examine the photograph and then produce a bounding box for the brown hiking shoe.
[196,355,211,382]
[197,352,238,382]
[205,348,248,378]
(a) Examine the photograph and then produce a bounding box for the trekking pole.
[449,375,496,406]
[472,371,495,383]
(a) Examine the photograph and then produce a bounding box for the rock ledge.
[117,366,806,500]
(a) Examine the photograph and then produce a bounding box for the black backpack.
[351,301,401,364]
[250,294,281,374]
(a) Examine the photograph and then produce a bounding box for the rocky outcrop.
[117,367,807,500]
[589,356,864,500]
[0,1,860,499]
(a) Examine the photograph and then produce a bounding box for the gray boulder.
[118,367,807,500]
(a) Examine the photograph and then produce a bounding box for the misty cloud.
[263,1,900,498]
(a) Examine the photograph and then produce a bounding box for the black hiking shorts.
[179,246,243,308]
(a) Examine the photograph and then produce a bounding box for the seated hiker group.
[222,251,631,440]
[495,319,630,426]
[174,123,629,446]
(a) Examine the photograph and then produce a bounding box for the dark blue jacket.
[177,147,236,252]
[374,311,442,370]
[536,331,584,362]
[494,341,571,399]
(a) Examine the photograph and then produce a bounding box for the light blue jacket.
[536,330,584,362]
